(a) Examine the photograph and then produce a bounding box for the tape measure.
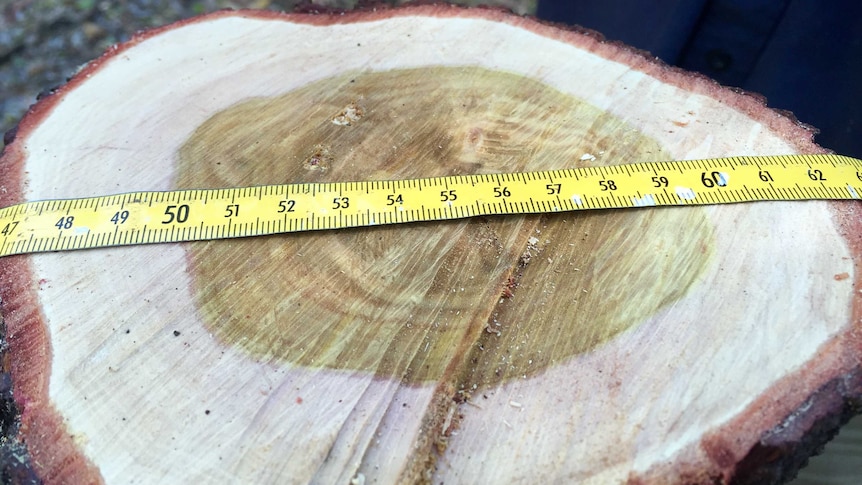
[1,154,860,258]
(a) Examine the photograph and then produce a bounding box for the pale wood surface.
[1,6,860,484]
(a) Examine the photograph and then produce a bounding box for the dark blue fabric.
[538,0,862,158]
[537,0,708,62]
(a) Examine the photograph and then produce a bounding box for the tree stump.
[1,5,860,484]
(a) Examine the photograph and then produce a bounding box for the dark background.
[1,1,860,483]
[538,5,862,483]
[2,0,860,158]
[538,0,862,159]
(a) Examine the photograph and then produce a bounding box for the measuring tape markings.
[1,154,861,258]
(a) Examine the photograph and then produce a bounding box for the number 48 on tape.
[0,154,860,258]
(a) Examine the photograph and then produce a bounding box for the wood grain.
[1,6,859,484]
[175,66,710,384]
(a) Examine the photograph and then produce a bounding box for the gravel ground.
[0,0,536,138]
[0,1,537,481]
[0,1,856,484]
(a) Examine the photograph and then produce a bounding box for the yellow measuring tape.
[1,154,861,258]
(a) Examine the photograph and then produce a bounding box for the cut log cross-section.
[1,6,860,484]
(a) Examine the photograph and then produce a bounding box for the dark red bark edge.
[733,367,862,484]
[0,4,847,484]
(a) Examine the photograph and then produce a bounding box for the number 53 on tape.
[1,154,860,258]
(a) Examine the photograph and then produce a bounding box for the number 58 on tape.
[1,154,860,258]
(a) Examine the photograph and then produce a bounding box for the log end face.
[176,65,710,388]
[0,256,104,484]
[0,5,858,484]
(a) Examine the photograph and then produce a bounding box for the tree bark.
[1,5,860,484]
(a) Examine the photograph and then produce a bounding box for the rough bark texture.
[1,5,860,484]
